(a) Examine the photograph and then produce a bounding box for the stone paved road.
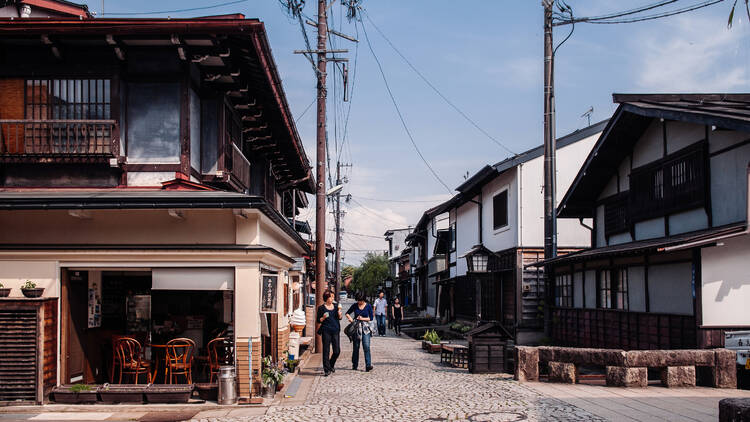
[193,328,605,422]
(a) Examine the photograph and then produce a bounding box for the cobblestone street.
[194,329,604,422]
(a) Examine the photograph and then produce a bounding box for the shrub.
[70,384,92,393]
[422,329,441,344]
[460,326,472,334]
[261,356,286,387]
[22,280,36,289]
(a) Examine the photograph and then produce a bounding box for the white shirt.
[374,297,387,315]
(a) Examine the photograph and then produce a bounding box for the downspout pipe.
[467,192,483,245]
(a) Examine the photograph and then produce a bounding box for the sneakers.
[366,366,373,372]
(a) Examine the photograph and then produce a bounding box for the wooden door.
[63,271,88,383]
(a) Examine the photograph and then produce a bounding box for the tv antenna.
[581,106,594,126]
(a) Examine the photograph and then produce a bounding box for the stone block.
[556,347,592,365]
[660,366,696,388]
[624,349,715,368]
[605,366,647,388]
[537,346,556,364]
[548,361,577,384]
[514,346,538,382]
[591,349,626,367]
[719,398,750,422]
[713,349,738,389]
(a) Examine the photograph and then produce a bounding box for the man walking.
[373,291,387,336]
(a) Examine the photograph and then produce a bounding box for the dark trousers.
[321,330,340,373]
[393,317,402,335]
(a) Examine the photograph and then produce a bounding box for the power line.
[362,10,517,157]
[555,0,725,25]
[358,19,453,194]
[586,0,725,24]
[347,198,407,226]
[568,0,678,22]
[328,229,383,239]
[295,98,316,122]
[351,194,446,203]
[102,0,247,15]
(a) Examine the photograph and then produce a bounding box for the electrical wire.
[102,0,247,15]
[554,0,725,25]
[567,0,678,22]
[362,10,517,157]
[351,195,446,203]
[348,197,409,226]
[328,229,383,239]
[295,98,316,123]
[358,19,453,194]
[584,0,725,24]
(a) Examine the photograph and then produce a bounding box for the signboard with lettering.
[261,275,277,313]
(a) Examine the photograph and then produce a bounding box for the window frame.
[492,188,509,231]
[554,273,573,308]
[597,268,629,310]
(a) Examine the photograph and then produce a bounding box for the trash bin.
[217,365,237,405]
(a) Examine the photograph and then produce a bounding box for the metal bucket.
[217,365,237,405]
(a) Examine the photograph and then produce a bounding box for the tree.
[349,253,389,300]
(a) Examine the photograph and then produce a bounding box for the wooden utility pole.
[543,0,557,260]
[314,0,328,354]
[334,161,342,297]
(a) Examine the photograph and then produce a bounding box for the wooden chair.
[114,337,151,384]
[165,338,195,384]
[206,337,234,383]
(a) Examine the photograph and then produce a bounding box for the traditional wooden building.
[540,94,750,350]
[0,15,313,401]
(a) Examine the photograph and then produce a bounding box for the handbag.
[344,320,357,341]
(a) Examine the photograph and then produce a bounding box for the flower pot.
[98,384,146,404]
[194,383,218,401]
[21,288,44,298]
[144,384,193,403]
[52,386,99,404]
[262,382,276,399]
[0,288,10,297]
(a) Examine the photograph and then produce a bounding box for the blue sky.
[101,1,750,263]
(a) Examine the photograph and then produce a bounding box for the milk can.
[218,365,237,405]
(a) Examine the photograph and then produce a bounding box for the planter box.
[51,386,98,404]
[144,384,193,403]
[0,288,10,297]
[194,383,217,401]
[98,384,146,404]
[21,288,44,298]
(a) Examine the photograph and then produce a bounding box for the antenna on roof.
[581,106,594,126]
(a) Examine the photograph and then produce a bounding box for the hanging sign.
[261,275,278,313]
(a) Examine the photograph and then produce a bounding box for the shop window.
[555,273,572,308]
[493,190,508,230]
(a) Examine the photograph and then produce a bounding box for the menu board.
[261,275,277,313]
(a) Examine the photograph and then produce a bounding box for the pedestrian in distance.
[391,297,404,335]
[373,291,388,336]
[317,290,342,376]
[345,293,374,372]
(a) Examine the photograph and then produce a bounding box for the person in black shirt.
[317,290,342,376]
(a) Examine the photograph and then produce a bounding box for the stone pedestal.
[719,398,750,422]
[660,365,696,388]
[515,346,539,382]
[713,349,738,389]
[548,361,577,384]
[606,366,647,388]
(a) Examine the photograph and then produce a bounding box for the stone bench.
[514,346,737,389]
[719,398,750,422]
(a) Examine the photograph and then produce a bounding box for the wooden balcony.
[0,119,119,163]
[228,141,251,192]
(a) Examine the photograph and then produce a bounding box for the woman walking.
[391,298,404,335]
[317,290,341,376]
[345,293,374,372]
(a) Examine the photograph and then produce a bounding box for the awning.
[152,268,234,290]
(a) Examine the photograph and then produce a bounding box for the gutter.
[659,163,750,252]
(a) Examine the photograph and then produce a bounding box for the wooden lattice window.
[26,79,110,120]
[554,273,572,308]
[598,268,628,310]
[604,192,629,236]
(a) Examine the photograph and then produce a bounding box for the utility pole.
[314,0,328,354]
[543,0,556,261]
[334,161,342,298]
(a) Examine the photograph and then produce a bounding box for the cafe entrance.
[61,268,235,385]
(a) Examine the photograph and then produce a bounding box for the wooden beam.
[105,35,125,61]
[40,35,61,60]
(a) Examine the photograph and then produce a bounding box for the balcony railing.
[0,119,118,160]
[228,141,251,192]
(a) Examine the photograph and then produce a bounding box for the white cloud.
[635,15,750,92]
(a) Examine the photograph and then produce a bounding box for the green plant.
[0,281,4,288]
[460,326,472,334]
[422,329,441,345]
[22,280,36,289]
[261,356,286,387]
[285,359,300,372]
[449,322,462,331]
[70,384,92,393]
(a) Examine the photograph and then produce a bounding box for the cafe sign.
[261,275,278,313]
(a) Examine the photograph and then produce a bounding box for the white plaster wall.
[619,157,631,192]
[482,170,518,252]
[0,260,58,298]
[126,172,175,187]
[595,205,606,247]
[648,262,693,315]
[635,217,665,240]
[584,269,596,308]
[710,142,750,226]
[628,266,647,312]
[609,232,633,245]
[669,208,708,235]
[573,271,583,308]
[701,234,750,326]
[710,129,749,154]
[456,199,479,276]
[632,120,664,168]
[234,265,261,338]
[667,121,704,154]
[598,175,618,200]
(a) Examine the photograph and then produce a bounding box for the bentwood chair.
[109,334,128,383]
[206,337,234,383]
[165,338,195,384]
[114,337,151,384]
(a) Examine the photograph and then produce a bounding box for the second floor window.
[493,190,508,230]
[555,273,572,307]
[26,79,111,120]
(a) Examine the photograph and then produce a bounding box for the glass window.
[26,79,110,120]
[614,268,629,310]
[555,274,572,307]
[189,88,201,171]
[493,190,508,230]
[598,270,612,309]
[126,82,180,164]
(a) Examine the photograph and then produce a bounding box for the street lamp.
[462,244,494,273]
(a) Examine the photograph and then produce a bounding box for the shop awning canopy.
[152,267,234,290]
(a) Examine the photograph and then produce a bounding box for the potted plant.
[52,384,99,404]
[285,358,300,373]
[261,356,286,398]
[98,383,146,404]
[21,280,44,298]
[421,330,443,353]
[0,282,9,297]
